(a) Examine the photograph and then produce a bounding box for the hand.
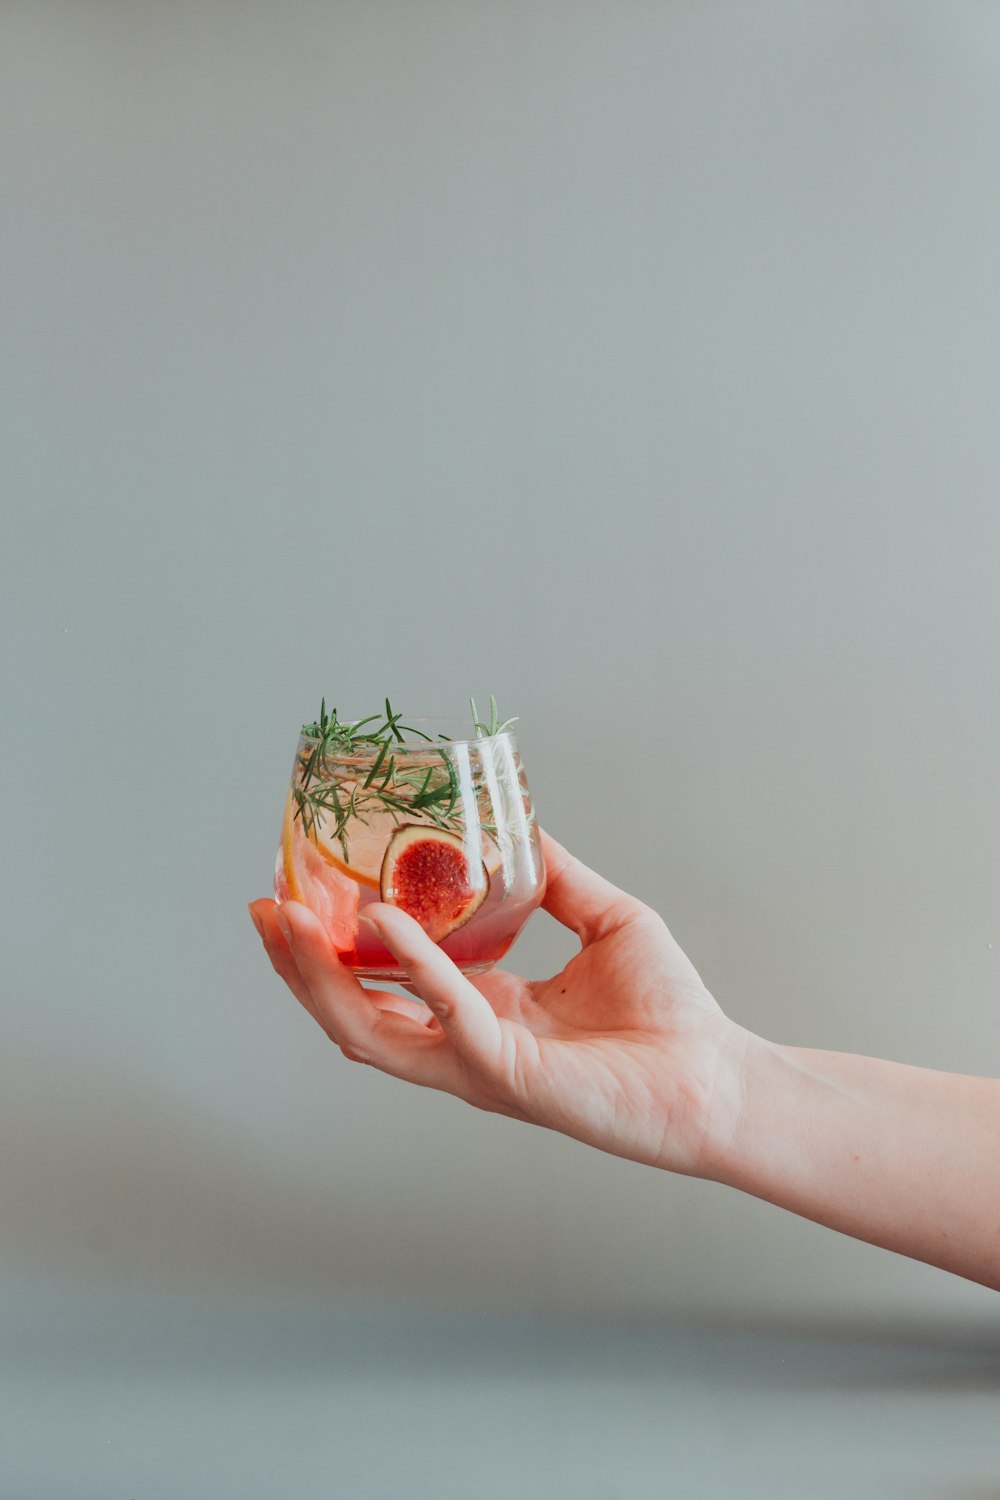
[248,831,746,1176]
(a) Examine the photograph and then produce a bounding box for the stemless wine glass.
[274,717,546,980]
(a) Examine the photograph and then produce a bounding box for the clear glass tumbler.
[275,719,545,980]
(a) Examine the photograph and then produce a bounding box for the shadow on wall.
[6,1039,1000,1402]
[0,1038,436,1297]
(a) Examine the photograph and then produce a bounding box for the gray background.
[3,3,1000,1491]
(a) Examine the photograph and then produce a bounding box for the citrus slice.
[300,796,399,890]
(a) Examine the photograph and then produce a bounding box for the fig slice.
[379,824,489,942]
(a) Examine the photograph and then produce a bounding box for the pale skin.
[249,830,1000,1292]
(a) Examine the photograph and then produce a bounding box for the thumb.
[538,828,644,943]
[362,905,504,1068]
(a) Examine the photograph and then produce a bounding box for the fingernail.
[275,909,292,943]
[357,913,381,940]
[247,904,264,937]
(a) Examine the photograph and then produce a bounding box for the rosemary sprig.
[470,694,518,739]
[292,697,516,864]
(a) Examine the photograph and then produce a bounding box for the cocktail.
[275,698,546,979]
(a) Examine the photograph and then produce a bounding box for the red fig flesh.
[379,825,489,941]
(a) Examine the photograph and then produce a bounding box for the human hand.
[248,831,747,1177]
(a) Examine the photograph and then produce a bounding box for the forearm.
[706,1031,1000,1290]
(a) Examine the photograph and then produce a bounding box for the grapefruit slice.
[301,796,394,891]
[380,824,489,942]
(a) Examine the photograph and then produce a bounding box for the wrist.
[695,1034,857,1197]
[671,1016,765,1182]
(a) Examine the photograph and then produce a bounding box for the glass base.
[350,960,498,982]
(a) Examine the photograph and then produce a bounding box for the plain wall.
[3,0,1000,1324]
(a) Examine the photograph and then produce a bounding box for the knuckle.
[339,1042,374,1067]
[428,996,454,1024]
[621,900,661,934]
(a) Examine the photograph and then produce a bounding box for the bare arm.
[711,1038,1000,1289]
[249,830,1000,1292]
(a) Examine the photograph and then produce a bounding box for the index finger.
[538,829,644,944]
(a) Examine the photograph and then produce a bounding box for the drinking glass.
[275,720,545,980]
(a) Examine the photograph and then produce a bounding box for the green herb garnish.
[292,696,520,866]
[469,694,518,739]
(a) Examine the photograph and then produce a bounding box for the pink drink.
[275,722,544,981]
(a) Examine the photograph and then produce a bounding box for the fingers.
[361,905,505,1072]
[371,994,437,1027]
[249,900,321,1021]
[261,901,480,1097]
[251,899,384,1047]
[268,902,398,1057]
[248,898,513,1104]
[538,829,643,944]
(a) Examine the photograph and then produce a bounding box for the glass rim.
[296,718,521,756]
